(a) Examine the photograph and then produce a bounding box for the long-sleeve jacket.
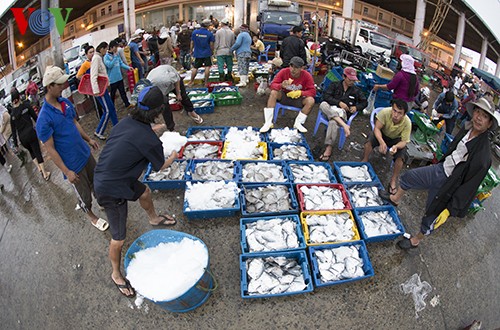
[90,53,108,94]
[9,101,37,148]
[230,31,252,55]
[280,35,307,67]
[104,52,130,84]
[158,37,174,60]
[323,80,368,112]
[214,27,235,56]
[270,68,316,98]
[433,92,459,119]
[426,127,491,218]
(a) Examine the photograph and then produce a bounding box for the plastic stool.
[273,102,302,123]
[313,110,360,150]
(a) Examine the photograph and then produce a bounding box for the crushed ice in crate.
[225,126,262,143]
[185,181,239,210]
[272,145,309,161]
[290,164,331,183]
[241,162,286,183]
[347,185,384,208]
[340,165,373,182]
[188,128,224,141]
[358,210,399,237]
[314,245,365,283]
[182,143,219,159]
[223,141,266,160]
[268,128,303,144]
[191,160,235,181]
[147,161,187,181]
[244,185,292,214]
[300,185,346,210]
[246,256,307,295]
[245,218,299,252]
[305,212,356,244]
[159,131,187,156]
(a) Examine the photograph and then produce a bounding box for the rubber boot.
[236,75,248,87]
[259,107,275,133]
[294,112,308,133]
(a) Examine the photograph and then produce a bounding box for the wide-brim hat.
[466,97,498,130]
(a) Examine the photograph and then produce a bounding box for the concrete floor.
[0,79,499,329]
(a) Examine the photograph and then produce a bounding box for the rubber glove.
[286,90,302,99]
[433,208,450,230]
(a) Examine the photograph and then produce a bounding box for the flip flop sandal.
[388,184,398,195]
[151,214,177,226]
[318,153,331,162]
[44,172,51,181]
[190,113,204,124]
[92,218,109,231]
[113,278,136,298]
[379,189,399,207]
[396,238,419,250]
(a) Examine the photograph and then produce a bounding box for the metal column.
[49,0,63,69]
[452,12,465,65]
[478,38,488,70]
[7,19,16,71]
[495,57,500,78]
[412,0,426,47]
[342,0,354,19]
[233,0,245,28]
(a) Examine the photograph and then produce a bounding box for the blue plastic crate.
[183,181,241,219]
[333,161,381,185]
[440,133,454,154]
[186,126,228,141]
[240,250,314,298]
[192,99,215,114]
[315,91,323,104]
[265,128,306,144]
[240,183,298,217]
[373,73,391,85]
[308,240,374,288]
[212,85,239,93]
[238,160,289,183]
[240,214,306,253]
[225,126,267,143]
[186,87,209,95]
[376,89,393,101]
[353,205,405,242]
[374,100,391,108]
[186,159,240,181]
[285,161,337,184]
[269,143,314,161]
[142,160,190,190]
[344,182,388,209]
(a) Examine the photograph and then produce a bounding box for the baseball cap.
[201,19,211,27]
[220,18,229,25]
[137,86,165,111]
[343,66,358,81]
[181,23,188,28]
[135,28,145,34]
[289,56,304,68]
[143,33,152,40]
[130,33,141,40]
[43,65,69,87]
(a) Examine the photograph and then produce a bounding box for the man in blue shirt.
[36,66,109,232]
[129,34,145,79]
[432,90,459,135]
[187,19,215,86]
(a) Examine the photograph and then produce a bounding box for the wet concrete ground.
[0,77,499,329]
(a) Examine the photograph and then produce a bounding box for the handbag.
[78,74,109,96]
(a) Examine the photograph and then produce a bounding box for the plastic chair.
[370,107,385,130]
[273,102,302,123]
[307,56,317,75]
[258,44,271,63]
[313,110,359,150]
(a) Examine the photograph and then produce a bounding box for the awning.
[471,67,500,91]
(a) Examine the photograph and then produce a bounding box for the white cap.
[43,65,69,87]
[135,28,145,34]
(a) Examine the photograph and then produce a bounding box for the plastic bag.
[363,90,376,115]
[401,273,432,318]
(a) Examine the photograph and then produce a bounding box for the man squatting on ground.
[93,86,178,297]
[260,56,316,133]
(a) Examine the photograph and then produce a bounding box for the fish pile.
[192,101,213,108]
[185,181,239,210]
[245,218,300,252]
[182,143,220,159]
[187,90,208,96]
[289,164,331,183]
[420,116,435,129]
[190,160,235,181]
[272,145,310,161]
[314,245,365,283]
[215,86,237,92]
[189,95,212,101]
[304,212,356,244]
[211,82,230,88]
[268,128,303,144]
[241,162,287,183]
[218,95,238,100]
[225,127,262,143]
[358,210,399,237]
[244,185,293,214]
[147,161,188,181]
[299,185,346,210]
[188,128,224,141]
[246,256,307,295]
[347,185,384,208]
[340,165,373,182]
[223,142,266,160]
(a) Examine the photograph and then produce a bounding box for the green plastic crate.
[213,92,243,106]
[477,167,500,194]
[413,111,440,137]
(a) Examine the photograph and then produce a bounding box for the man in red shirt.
[259,56,316,133]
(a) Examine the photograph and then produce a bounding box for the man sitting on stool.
[259,56,316,133]
[318,66,367,161]
[361,99,411,195]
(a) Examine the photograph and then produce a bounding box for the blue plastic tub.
[186,126,228,141]
[265,129,306,145]
[192,99,215,114]
[240,183,298,217]
[333,161,381,185]
[308,240,374,288]
[186,159,240,182]
[240,214,306,253]
[240,250,314,298]
[183,181,240,219]
[353,205,405,242]
[285,161,337,184]
[344,181,388,209]
[238,160,289,183]
[142,160,190,190]
[268,143,314,161]
[124,230,215,312]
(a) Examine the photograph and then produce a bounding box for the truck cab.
[354,28,393,57]
[257,0,301,43]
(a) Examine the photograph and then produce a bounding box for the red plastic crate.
[296,183,352,212]
[169,101,182,111]
[178,141,223,159]
[206,81,233,92]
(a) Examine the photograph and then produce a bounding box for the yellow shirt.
[255,39,265,52]
[376,107,411,142]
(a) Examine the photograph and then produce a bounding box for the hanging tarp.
[471,67,500,91]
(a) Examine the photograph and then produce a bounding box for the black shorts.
[368,132,407,161]
[193,57,212,69]
[95,181,146,241]
[279,93,305,109]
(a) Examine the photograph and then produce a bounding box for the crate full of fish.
[333,162,380,185]
[240,183,298,217]
[221,141,268,160]
[225,126,266,143]
[308,240,374,288]
[296,184,351,212]
[179,141,223,159]
[286,161,336,185]
[240,250,314,298]
[142,160,190,190]
[269,143,314,161]
[344,182,388,209]
[186,126,227,141]
[266,128,306,144]
[186,87,209,95]
[188,93,214,102]
[240,215,306,253]
[183,181,241,219]
[206,81,232,92]
[213,91,243,106]
[300,210,360,246]
[212,86,239,93]
[186,159,240,182]
[353,206,405,242]
[192,99,215,114]
[413,111,440,136]
[238,160,289,183]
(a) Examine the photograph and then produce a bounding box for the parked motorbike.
[365,50,390,68]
